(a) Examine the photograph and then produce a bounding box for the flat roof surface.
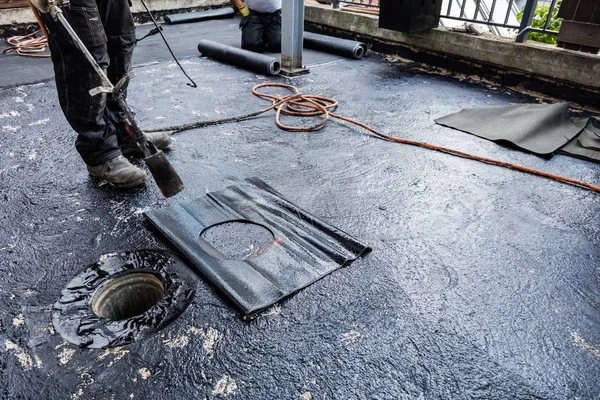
[1,16,599,399]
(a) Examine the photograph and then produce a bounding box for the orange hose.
[27,0,49,39]
[3,30,49,58]
[3,2,50,58]
[150,82,600,194]
[251,83,600,194]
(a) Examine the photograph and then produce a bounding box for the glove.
[238,4,250,18]
[28,0,50,13]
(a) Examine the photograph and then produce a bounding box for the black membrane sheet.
[145,178,371,314]
[560,118,600,161]
[435,102,583,155]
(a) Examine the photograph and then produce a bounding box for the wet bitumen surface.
[1,16,600,400]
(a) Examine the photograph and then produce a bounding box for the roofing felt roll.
[303,32,368,59]
[145,177,371,314]
[197,39,281,75]
[165,8,235,24]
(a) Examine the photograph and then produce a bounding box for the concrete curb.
[304,4,599,90]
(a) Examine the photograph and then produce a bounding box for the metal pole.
[280,0,309,76]
[516,0,538,42]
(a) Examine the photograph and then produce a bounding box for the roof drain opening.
[92,272,165,321]
[53,250,197,349]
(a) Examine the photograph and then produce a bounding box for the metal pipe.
[516,0,538,42]
[543,0,558,31]
[165,8,235,24]
[459,0,467,18]
[503,0,514,25]
[488,0,497,23]
[474,0,482,20]
[55,12,113,90]
[441,14,520,29]
[281,0,307,75]
[197,39,281,75]
[303,32,367,59]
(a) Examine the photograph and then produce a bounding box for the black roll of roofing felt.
[303,32,368,59]
[197,39,281,75]
[165,8,235,24]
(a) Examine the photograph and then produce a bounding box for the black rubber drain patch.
[53,250,197,349]
[145,177,371,314]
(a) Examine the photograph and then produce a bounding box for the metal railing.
[319,0,560,43]
[441,0,560,42]
[319,0,379,8]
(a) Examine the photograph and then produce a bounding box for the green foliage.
[517,0,563,45]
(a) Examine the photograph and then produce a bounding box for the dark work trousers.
[41,0,136,166]
[240,9,281,53]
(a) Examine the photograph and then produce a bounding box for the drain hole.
[92,272,165,321]
[200,220,275,260]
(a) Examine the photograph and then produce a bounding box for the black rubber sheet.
[560,118,600,162]
[435,102,582,155]
[145,178,371,314]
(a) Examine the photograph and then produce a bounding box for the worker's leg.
[262,10,281,53]
[98,0,172,153]
[42,1,146,187]
[42,0,120,167]
[98,0,136,141]
[240,11,265,52]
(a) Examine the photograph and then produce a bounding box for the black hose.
[136,25,163,43]
[197,39,281,75]
[139,0,198,88]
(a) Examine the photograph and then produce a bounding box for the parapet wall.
[305,4,599,95]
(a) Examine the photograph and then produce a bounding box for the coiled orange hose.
[148,82,600,194]
[3,30,49,58]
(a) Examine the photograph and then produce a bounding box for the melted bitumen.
[0,19,600,400]
[53,250,196,349]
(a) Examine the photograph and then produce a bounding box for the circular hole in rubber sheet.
[199,220,276,260]
[53,250,197,349]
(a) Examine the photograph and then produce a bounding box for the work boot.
[119,132,173,155]
[87,155,148,188]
